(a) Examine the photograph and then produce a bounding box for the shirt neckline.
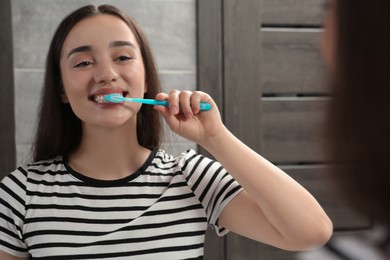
[62,148,158,187]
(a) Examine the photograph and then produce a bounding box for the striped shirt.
[0,149,242,259]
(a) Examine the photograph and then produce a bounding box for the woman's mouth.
[90,92,128,104]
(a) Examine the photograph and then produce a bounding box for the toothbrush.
[103,93,212,111]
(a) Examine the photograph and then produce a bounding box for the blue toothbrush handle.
[130,98,168,106]
[199,102,212,111]
[130,98,211,111]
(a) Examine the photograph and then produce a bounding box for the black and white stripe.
[0,149,242,259]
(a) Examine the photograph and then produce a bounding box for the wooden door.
[198,0,370,259]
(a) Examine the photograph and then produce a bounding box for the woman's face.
[321,0,337,71]
[60,14,146,129]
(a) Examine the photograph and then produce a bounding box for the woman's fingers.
[178,91,194,118]
[155,90,211,117]
[168,89,180,115]
[189,91,205,115]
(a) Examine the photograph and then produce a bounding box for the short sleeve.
[177,150,243,236]
[0,167,29,257]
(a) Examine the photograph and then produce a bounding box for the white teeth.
[93,95,109,103]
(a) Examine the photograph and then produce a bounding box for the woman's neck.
[68,123,151,181]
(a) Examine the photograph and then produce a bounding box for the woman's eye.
[74,61,93,68]
[116,55,133,62]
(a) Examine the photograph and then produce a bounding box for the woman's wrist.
[199,126,233,155]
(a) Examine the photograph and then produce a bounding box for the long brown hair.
[325,0,390,227]
[32,5,162,162]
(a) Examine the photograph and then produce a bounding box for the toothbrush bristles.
[94,95,109,103]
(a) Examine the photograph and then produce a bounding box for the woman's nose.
[94,61,119,84]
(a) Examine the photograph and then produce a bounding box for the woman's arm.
[155,90,333,251]
[204,128,333,251]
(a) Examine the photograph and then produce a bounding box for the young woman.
[0,4,332,259]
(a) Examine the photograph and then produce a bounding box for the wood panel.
[223,0,262,151]
[197,0,224,109]
[197,0,225,259]
[0,0,16,179]
[262,29,328,94]
[261,97,328,163]
[262,0,324,26]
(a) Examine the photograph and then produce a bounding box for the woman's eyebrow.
[67,45,92,58]
[110,41,136,49]
[66,41,135,58]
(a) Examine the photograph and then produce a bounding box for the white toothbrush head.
[93,93,124,103]
[104,93,125,103]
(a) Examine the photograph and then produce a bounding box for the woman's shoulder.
[0,158,65,205]
[3,156,65,182]
[26,155,64,167]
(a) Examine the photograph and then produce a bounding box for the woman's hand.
[154,90,227,146]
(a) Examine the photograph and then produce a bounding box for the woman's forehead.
[62,14,139,52]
